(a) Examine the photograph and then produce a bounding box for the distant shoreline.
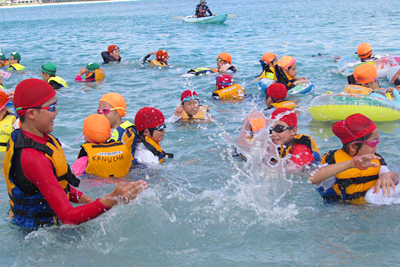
[0,0,135,8]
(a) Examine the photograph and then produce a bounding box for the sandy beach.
[0,0,136,8]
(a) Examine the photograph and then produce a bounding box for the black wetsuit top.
[196,4,212,17]
[101,51,121,64]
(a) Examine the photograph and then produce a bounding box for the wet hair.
[20,114,26,123]
[342,132,372,154]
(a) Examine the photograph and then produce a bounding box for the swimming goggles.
[8,57,14,61]
[182,95,199,102]
[269,125,293,134]
[352,137,379,148]
[217,58,224,62]
[154,123,166,131]
[16,102,58,112]
[97,107,124,115]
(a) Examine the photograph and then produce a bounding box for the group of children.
[1,40,400,229]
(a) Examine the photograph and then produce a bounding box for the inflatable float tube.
[287,82,315,96]
[386,65,400,82]
[0,70,11,79]
[257,80,314,96]
[338,54,400,78]
[309,93,400,122]
[183,14,228,24]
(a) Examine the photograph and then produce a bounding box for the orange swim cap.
[156,50,168,61]
[99,92,127,117]
[278,56,296,70]
[0,90,9,110]
[353,64,377,84]
[357,43,372,59]
[250,117,266,133]
[83,114,111,143]
[218,52,232,64]
[261,52,277,64]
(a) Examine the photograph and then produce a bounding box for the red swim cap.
[271,108,297,128]
[332,113,376,144]
[134,107,164,132]
[266,83,287,100]
[216,74,234,90]
[156,50,168,61]
[181,90,199,102]
[14,79,56,117]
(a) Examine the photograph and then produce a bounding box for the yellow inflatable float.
[309,87,400,122]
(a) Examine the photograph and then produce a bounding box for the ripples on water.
[1,0,400,265]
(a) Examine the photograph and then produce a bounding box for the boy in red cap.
[4,79,146,228]
[168,90,211,122]
[134,107,173,165]
[141,50,169,67]
[270,108,320,169]
[212,74,245,100]
[264,83,297,114]
[72,114,133,177]
[309,113,400,204]
[101,45,121,64]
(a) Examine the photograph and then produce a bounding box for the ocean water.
[1,0,400,266]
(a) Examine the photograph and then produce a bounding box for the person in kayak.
[195,0,212,17]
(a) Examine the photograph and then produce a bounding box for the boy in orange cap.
[141,49,169,67]
[0,90,16,152]
[168,90,211,122]
[264,83,297,114]
[72,114,133,177]
[97,92,134,142]
[217,52,238,73]
[133,107,173,165]
[270,108,320,169]
[309,113,399,204]
[276,55,309,90]
[101,45,121,64]
[256,52,277,81]
[357,43,376,62]
[4,78,146,228]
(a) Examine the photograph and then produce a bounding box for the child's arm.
[309,153,381,184]
[373,171,399,197]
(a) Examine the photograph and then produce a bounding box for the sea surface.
[0,0,400,266]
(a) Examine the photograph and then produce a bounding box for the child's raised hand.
[174,105,184,116]
[353,154,381,169]
[373,172,396,197]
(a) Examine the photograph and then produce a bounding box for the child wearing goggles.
[133,107,173,165]
[309,113,400,205]
[217,52,238,74]
[98,93,134,143]
[270,108,320,169]
[167,90,211,122]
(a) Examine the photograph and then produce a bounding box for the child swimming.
[167,90,211,122]
[309,113,400,204]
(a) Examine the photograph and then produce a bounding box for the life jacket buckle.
[23,138,34,148]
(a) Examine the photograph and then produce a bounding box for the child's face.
[217,58,227,69]
[98,101,121,128]
[8,56,18,64]
[286,63,297,78]
[366,80,379,90]
[41,71,50,82]
[110,48,120,60]
[151,125,165,143]
[35,96,58,134]
[270,121,297,146]
[356,128,379,155]
[182,99,200,116]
